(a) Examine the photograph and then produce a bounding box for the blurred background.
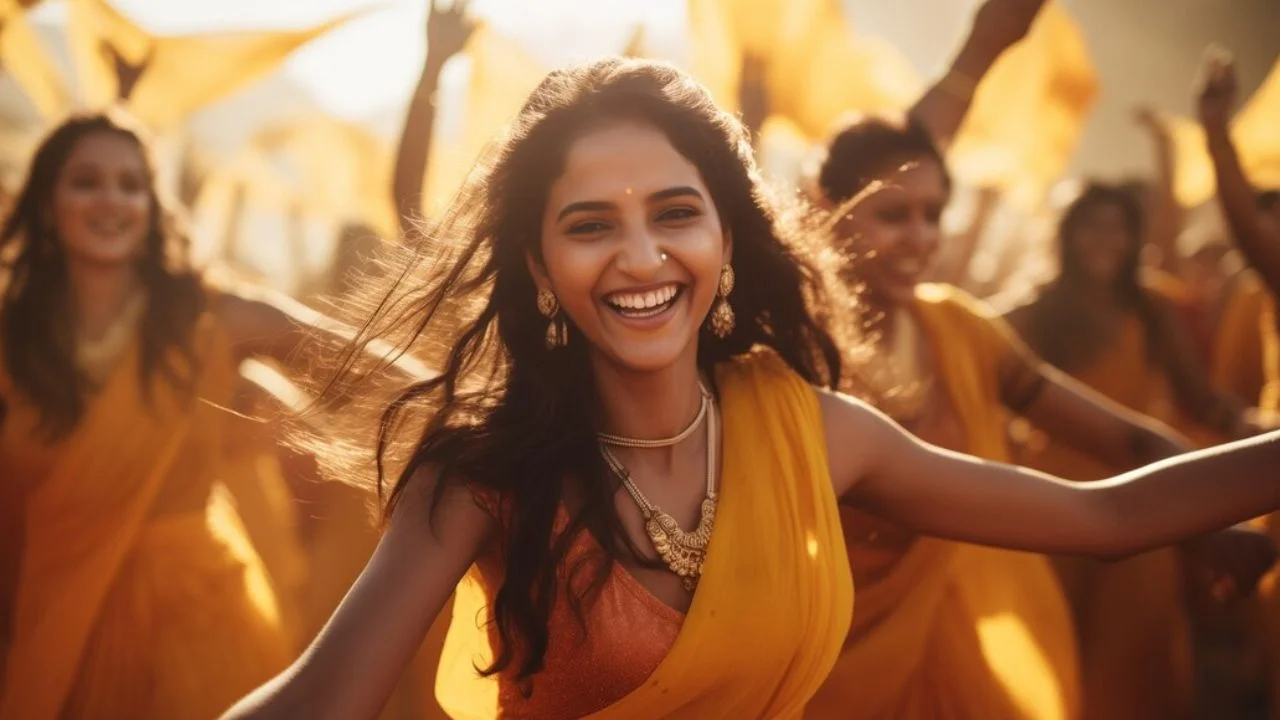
[0,0,1275,299]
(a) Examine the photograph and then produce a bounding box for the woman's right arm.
[909,0,1046,149]
[220,472,493,720]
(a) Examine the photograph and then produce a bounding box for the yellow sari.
[0,312,290,720]
[437,349,853,718]
[1213,272,1280,411]
[808,284,1078,719]
[1013,312,1193,720]
[219,384,309,649]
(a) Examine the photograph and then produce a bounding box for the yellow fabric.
[1170,58,1280,207]
[685,0,920,139]
[423,23,548,215]
[808,284,1078,719]
[68,0,355,128]
[219,384,309,649]
[437,349,853,718]
[0,313,290,719]
[949,2,1097,207]
[0,0,70,118]
[1013,313,1194,720]
[764,0,921,140]
[1213,273,1279,407]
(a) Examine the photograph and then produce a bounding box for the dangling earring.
[708,264,735,338]
[537,288,568,349]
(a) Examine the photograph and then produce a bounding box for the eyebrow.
[555,186,705,222]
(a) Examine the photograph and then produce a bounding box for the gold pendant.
[642,496,717,591]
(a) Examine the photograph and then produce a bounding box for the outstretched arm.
[822,389,1280,559]
[1134,107,1185,276]
[221,469,491,720]
[213,285,434,387]
[392,0,475,235]
[909,0,1046,149]
[1009,360,1191,467]
[1198,47,1280,296]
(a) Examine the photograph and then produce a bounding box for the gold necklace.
[76,291,147,384]
[600,382,718,592]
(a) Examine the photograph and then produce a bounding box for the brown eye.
[568,220,610,235]
[876,205,909,223]
[657,206,700,223]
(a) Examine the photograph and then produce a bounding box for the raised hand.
[1132,105,1165,134]
[1196,45,1238,132]
[968,0,1047,61]
[426,0,476,69]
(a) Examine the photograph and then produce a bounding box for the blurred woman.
[0,112,424,719]
[798,101,1266,717]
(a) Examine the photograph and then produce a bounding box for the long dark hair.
[0,112,205,436]
[318,58,860,684]
[1019,183,1170,372]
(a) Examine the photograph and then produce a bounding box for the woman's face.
[51,131,152,268]
[1067,200,1133,286]
[533,120,730,374]
[835,156,947,306]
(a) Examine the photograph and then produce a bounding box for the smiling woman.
[223,57,1280,720]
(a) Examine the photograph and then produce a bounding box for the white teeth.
[606,284,680,314]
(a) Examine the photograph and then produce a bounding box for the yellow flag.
[255,120,398,239]
[0,0,71,118]
[687,0,918,139]
[685,0,743,112]
[67,0,357,128]
[949,2,1098,207]
[1170,59,1280,207]
[765,0,920,140]
[423,23,547,214]
[66,0,150,108]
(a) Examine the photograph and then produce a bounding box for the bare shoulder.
[815,387,900,497]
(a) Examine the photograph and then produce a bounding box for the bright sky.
[96,0,688,120]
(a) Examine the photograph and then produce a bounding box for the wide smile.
[601,282,687,324]
[883,256,926,284]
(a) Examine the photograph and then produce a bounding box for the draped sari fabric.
[808,284,1079,719]
[437,350,853,718]
[0,312,289,719]
[1012,310,1194,720]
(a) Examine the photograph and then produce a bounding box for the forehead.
[547,121,707,207]
[862,158,948,202]
[63,131,145,172]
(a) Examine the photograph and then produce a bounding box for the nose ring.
[659,252,669,263]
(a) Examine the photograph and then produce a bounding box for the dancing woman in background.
[0,112,423,719]
[227,58,1280,720]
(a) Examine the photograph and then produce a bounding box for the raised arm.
[392,0,475,235]
[1134,107,1185,276]
[1198,48,1280,296]
[220,471,492,720]
[909,0,1046,149]
[822,390,1280,559]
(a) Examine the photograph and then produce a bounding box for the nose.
[904,216,940,258]
[613,224,667,281]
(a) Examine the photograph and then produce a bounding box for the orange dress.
[437,350,853,719]
[807,284,1079,720]
[0,313,290,720]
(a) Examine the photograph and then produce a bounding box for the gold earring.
[537,288,568,349]
[708,264,735,338]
